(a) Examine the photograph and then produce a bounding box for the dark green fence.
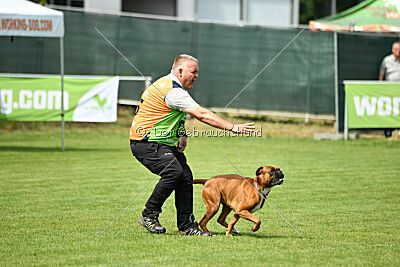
[0,10,337,116]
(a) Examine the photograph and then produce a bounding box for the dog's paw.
[232,228,240,235]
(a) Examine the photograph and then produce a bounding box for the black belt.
[130,139,148,144]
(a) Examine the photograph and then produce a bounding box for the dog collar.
[254,181,267,199]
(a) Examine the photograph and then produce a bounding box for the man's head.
[392,42,400,59]
[171,54,199,89]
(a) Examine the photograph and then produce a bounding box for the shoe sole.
[177,230,212,236]
[138,217,166,234]
[232,228,240,235]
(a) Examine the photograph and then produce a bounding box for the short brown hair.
[171,54,198,72]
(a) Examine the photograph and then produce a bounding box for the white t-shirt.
[380,54,400,81]
[164,73,199,111]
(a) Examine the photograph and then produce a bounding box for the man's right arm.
[183,106,255,134]
[379,71,384,81]
[379,58,386,81]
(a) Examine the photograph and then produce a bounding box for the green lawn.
[0,129,399,265]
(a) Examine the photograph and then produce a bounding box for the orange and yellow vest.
[129,76,187,146]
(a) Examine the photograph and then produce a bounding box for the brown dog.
[193,166,284,236]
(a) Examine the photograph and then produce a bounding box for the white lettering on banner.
[354,96,377,116]
[394,98,400,116]
[0,89,69,115]
[48,91,62,110]
[34,90,47,110]
[377,97,391,116]
[0,89,13,114]
[353,96,400,116]
[20,90,32,109]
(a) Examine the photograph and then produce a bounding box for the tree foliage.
[300,0,365,24]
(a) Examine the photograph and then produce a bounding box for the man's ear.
[256,167,264,176]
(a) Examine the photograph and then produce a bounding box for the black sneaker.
[177,222,212,236]
[138,216,166,234]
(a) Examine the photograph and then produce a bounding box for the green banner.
[310,0,400,32]
[0,76,119,122]
[345,82,400,128]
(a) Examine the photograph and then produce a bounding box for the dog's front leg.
[226,214,240,236]
[238,210,261,232]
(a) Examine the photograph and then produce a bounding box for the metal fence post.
[344,88,348,141]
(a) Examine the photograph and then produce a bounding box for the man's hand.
[177,136,187,152]
[231,123,256,134]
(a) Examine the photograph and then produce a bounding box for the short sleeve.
[380,57,387,73]
[165,88,199,111]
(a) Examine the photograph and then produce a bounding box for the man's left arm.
[177,129,187,152]
[164,89,197,152]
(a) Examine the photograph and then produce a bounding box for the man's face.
[178,60,199,89]
[392,43,400,59]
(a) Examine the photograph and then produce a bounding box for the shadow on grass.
[0,146,122,152]
[165,230,297,239]
[209,231,289,239]
[199,230,308,239]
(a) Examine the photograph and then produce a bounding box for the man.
[130,54,255,236]
[379,42,400,137]
[379,41,400,82]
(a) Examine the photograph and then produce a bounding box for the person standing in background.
[379,42,400,82]
[378,41,400,137]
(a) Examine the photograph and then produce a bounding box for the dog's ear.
[256,166,264,176]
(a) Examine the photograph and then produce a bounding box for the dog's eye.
[269,169,275,175]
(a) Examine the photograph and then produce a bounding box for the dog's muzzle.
[269,172,284,187]
[270,179,284,187]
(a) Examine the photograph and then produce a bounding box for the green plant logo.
[93,94,107,112]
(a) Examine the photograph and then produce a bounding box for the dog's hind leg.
[217,204,231,228]
[217,205,239,234]
[199,189,220,233]
[199,206,219,233]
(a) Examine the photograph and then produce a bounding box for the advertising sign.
[0,76,119,122]
[345,81,400,128]
[0,0,64,37]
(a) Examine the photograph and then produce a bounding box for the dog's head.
[256,166,284,188]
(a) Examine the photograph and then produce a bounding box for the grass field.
[1,110,399,265]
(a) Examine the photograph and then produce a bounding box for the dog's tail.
[193,179,208,185]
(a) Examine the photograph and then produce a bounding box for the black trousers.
[130,140,194,231]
